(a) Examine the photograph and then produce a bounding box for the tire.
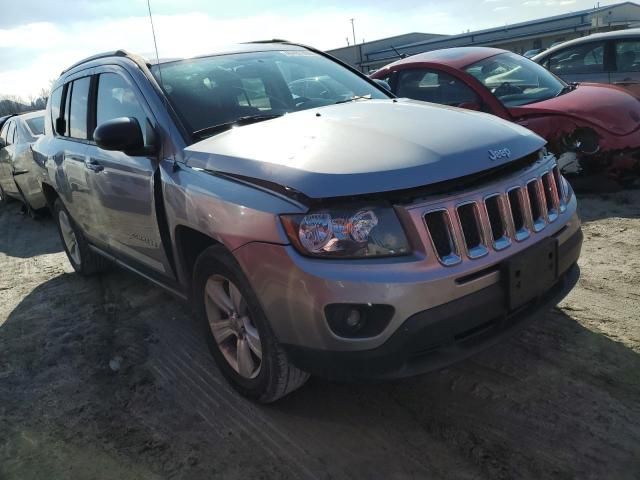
[53,198,110,275]
[193,245,309,403]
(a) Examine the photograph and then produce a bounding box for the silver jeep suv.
[33,42,582,402]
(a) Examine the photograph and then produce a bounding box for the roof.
[60,42,308,73]
[533,27,640,59]
[386,47,506,70]
[16,110,45,120]
[367,1,640,62]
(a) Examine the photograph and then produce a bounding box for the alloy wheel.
[204,275,262,379]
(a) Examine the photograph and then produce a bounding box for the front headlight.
[280,205,410,258]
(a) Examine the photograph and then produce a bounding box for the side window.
[96,72,149,144]
[0,121,9,144]
[6,121,16,145]
[615,40,640,72]
[396,69,479,106]
[548,42,605,75]
[68,77,91,139]
[49,87,63,135]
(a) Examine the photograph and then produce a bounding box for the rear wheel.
[53,199,110,275]
[193,245,309,403]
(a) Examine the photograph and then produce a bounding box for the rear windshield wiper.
[334,94,372,105]
[192,114,284,140]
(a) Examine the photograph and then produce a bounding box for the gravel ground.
[1,191,639,480]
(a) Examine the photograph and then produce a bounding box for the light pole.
[350,18,356,47]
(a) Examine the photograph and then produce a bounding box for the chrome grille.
[456,202,488,259]
[421,157,569,266]
[424,210,461,266]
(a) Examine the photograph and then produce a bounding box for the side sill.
[88,244,188,301]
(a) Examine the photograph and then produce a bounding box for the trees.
[0,88,49,116]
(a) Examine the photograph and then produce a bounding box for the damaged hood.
[511,83,640,136]
[185,99,544,198]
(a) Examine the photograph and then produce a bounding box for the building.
[328,1,640,72]
[327,32,447,71]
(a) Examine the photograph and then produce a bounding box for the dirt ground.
[1,191,639,480]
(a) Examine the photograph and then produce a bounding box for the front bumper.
[234,221,582,380]
[283,251,580,381]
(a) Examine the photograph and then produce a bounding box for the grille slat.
[542,171,560,221]
[424,210,461,266]
[422,158,568,265]
[457,203,488,259]
[484,195,510,250]
[507,187,530,241]
[526,180,546,232]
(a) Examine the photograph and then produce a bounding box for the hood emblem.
[488,148,511,161]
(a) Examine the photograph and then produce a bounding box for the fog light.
[345,309,362,328]
[325,304,394,338]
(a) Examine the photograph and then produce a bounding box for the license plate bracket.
[503,237,558,311]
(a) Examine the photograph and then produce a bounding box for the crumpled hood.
[185,99,545,198]
[511,83,640,136]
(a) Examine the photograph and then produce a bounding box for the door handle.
[85,158,104,173]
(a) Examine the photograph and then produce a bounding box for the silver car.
[34,43,582,402]
[0,110,47,214]
[533,28,640,96]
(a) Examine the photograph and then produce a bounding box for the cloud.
[494,6,511,10]
[0,8,461,97]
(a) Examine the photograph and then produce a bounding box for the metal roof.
[367,1,640,60]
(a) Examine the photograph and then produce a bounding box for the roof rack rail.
[60,49,138,75]
[245,39,292,44]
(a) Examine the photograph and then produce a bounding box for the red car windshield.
[465,52,566,107]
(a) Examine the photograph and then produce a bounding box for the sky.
[0,0,620,99]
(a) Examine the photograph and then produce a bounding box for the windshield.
[151,49,389,139]
[25,115,45,136]
[465,52,566,107]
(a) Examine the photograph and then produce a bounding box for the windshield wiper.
[192,114,284,140]
[334,94,372,105]
[556,83,577,97]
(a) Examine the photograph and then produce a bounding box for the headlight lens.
[281,206,410,258]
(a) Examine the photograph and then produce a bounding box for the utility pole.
[350,18,357,46]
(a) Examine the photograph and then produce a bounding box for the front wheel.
[53,199,110,275]
[193,245,309,403]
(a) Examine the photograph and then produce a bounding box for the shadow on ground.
[1,265,639,480]
[0,202,61,258]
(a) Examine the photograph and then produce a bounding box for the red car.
[372,47,640,190]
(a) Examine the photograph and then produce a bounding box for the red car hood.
[510,83,640,136]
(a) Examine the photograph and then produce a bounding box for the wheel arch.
[174,225,227,288]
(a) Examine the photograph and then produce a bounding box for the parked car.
[0,114,14,131]
[372,47,640,189]
[34,43,582,402]
[532,28,640,97]
[523,48,545,58]
[0,110,47,213]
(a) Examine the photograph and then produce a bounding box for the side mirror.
[93,117,144,153]
[373,78,392,93]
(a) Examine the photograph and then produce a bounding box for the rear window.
[25,116,45,136]
[49,87,63,135]
[68,77,91,139]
